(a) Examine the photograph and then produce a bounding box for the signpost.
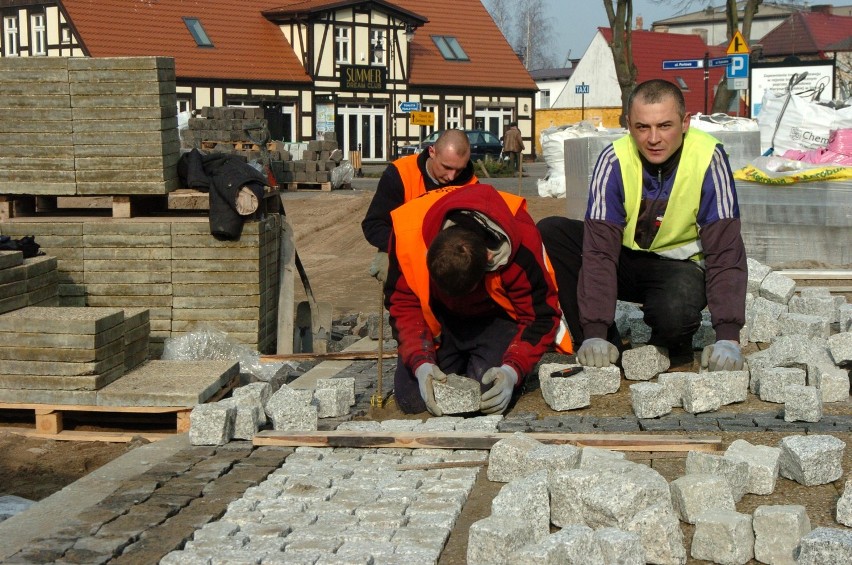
[662,59,703,70]
[575,83,590,120]
[409,111,434,127]
[398,101,420,113]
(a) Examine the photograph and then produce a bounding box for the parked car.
[405,129,504,162]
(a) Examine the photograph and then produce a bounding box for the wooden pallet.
[1,194,170,220]
[0,375,237,443]
[200,140,278,152]
[285,182,331,192]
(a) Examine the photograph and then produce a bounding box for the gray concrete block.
[313,387,349,418]
[682,373,722,414]
[779,312,830,339]
[622,345,670,381]
[691,510,754,565]
[188,402,236,445]
[524,444,581,478]
[538,363,590,411]
[594,527,645,565]
[760,271,796,304]
[724,439,781,495]
[747,258,772,294]
[670,474,735,524]
[837,479,852,527]
[467,514,538,565]
[0,250,23,270]
[487,432,544,482]
[783,384,822,422]
[315,377,355,407]
[433,374,480,414]
[624,503,687,565]
[629,382,672,419]
[796,527,852,565]
[757,367,807,402]
[658,372,689,407]
[753,504,812,565]
[685,451,749,502]
[788,294,837,323]
[778,434,846,486]
[828,332,852,365]
[491,470,550,543]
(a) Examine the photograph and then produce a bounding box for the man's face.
[627,95,689,165]
[428,144,469,183]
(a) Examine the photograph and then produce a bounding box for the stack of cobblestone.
[180,106,266,149]
[271,134,345,186]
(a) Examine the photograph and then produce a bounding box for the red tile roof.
[601,28,729,114]
[758,11,852,56]
[60,0,311,83]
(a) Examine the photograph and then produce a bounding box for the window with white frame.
[422,104,437,135]
[31,13,46,55]
[540,89,551,109]
[61,27,72,45]
[3,16,19,56]
[335,26,350,64]
[445,105,461,130]
[370,29,384,65]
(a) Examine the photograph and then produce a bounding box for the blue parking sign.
[726,54,749,79]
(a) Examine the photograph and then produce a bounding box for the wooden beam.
[253,430,721,453]
[0,426,174,443]
[260,350,398,362]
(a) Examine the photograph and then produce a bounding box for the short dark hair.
[426,225,487,297]
[628,79,686,120]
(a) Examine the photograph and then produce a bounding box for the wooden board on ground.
[286,182,331,192]
[253,430,722,452]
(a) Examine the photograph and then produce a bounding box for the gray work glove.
[480,365,518,414]
[700,340,744,372]
[368,251,389,283]
[576,337,619,367]
[414,363,447,416]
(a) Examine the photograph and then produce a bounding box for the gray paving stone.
[315,377,355,407]
[828,332,852,365]
[760,271,796,304]
[837,479,852,527]
[778,434,846,486]
[622,345,670,381]
[691,509,754,565]
[538,363,590,410]
[682,373,722,414]
[670,474,735,524]
[747,258,772,294]
[783,384,822,422]
[487,433,544,482]
[812,367,850,403]
[432,374,480,414]
[779,312,830,339]
[491,470,550,543]
[724,439,781,495]
[788,294,837,324]
[189,402,236,446]
[753,504,811,565]
[658,372,689,407]
[624,503,687,565]
[757,367,807,403]
[313,387,349,418]
[219,398,261,441]
[685,451,749,502]
[840,304,852,332]
[511,524,605,564]
[796,527,852,565]
[583,365,622,395]
[629,382,671,419]
[594,527,645,565]
[468,513,540,565]
[524,444,581,478]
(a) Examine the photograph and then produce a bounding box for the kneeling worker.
[386,183,572,415]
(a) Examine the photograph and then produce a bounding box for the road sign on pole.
[575,83,590,94]
[727,54,749,79]
[409,111,434,126]
[398,101,420,112]
[726,30,750,54]
[708,57,731,68]
[575,83,589,119]
[662,59,703,70]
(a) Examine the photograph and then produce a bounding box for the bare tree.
[603,0,638,126]
[483,0,516,47]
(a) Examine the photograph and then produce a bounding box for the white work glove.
[700,340,744,372]
[576,337,619,367]
[480,365,518,414]
[368,251,389,283]
[414,363,447,416]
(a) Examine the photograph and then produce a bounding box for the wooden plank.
[0,426,174,443]
[0,401,193,413]
[35,410,63,434]
[261,350,397,362]
[176,411,191,433]
[253,430,721,452]
[112,196,132,218]
[777,269,852,280]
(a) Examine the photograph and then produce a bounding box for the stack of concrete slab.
[82,220,172,350]
[273,137,344,186]
[0,250,59,315]
[23,255,59,306]
[180,106,266,150]
[0,57,75,196]
[0,307,127,403]
[70,57,181,196]
[123,308,150,372]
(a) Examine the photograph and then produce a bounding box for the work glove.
[414,363,447,416]
[480,365,519,414]
[576,337,619,368]
[368,251,389,283]
[700,340,744,372]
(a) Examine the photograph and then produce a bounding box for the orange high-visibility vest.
[390,186,573,354]
[393,154,478,202]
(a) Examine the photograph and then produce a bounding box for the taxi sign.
[409,111,434,126]
[726,30,750,55]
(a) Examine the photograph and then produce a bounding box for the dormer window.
[184,17,213,47]
[431,35,468,61]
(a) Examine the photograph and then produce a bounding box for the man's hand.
[414,363,447,416]
[576,338,619,367]
[368,251,389,283]
[480,365,518,414]
[700,340,744,372]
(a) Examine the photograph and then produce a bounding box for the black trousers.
[394,315,517,414]
[537,217,707,350]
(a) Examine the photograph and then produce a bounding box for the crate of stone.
[0,57,76,196]
[0,307,128,403]
[170,216,280,354]
[69,57,181,196]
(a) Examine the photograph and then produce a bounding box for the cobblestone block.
[783,384,822,422]
[624,503,687,565]
[747,258,772,294]
[538,364,590,411]
[682,373,722,414]
[549,469,592,527]
[780,312,830,339]
[828,332,852,365]
[454,414,502,432]
[639,417,683,431]
[796,527,852,565]
[691,510,754,565]
[685,451,749,502]
[433,374,480,414]
[670,474,735,524]
[748,295,788,320]
[415,416,462,432]
[724,439,781,495]
[379,419,420,432]
[837,479,852,527]
[757,367,806,402]
[789,294,837,323]
[840,304,852,332]
[658,372,689,407]
[748,312,782,343]
[189,402,236,446]
[582,462,671,529]
[692,319,716,350]
[622,345,670,381]
[315,377,355,407]
[524,444,581,478]
[812,367,850,403]
[760,271,796,304]
[511,524,605,564]
[579,446,625,467]
[467,515,538,565]
[487,432,544,482]
[715,370,749,405]
[594,416,641,432]
[584,365,621,395]
[232,381,270,425]
[753,504,811,565]
[219,398,261,441]
[594,527,645,565]
[629,382,672,418]
[313,387,349,418]
[270,403,317,432]
[491,470,550,543]
[335,420,382,432]
[778,434,846,486]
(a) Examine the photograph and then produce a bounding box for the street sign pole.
[704,52,709,114]
[575,82,590,120]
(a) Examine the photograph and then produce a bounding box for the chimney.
[635,15,644,30]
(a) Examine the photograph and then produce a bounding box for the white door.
[337,105,386,162]
[475,107,513,138]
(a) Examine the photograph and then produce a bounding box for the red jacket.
[386,184,566,382]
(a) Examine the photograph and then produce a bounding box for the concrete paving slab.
[0,306,124,334]
[0,349,124,376]
[0,363,124,391]
[0,336,123,362]
[97,360,238,407]
[0,250,23,270]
